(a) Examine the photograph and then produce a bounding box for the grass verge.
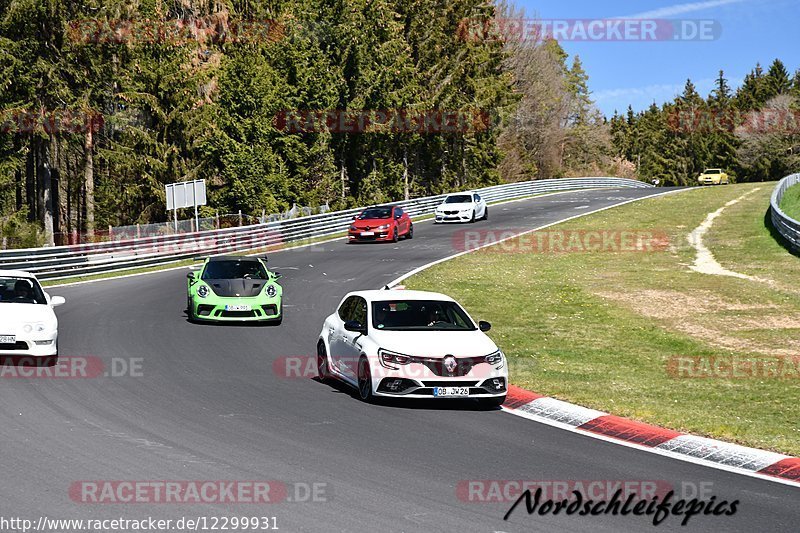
[779,182,800,221]
[405,182,800,455]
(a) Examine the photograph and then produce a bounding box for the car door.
[330,296,356,377]
[473,193,485,218]
[339,296,368,382]
[394,207,408,235]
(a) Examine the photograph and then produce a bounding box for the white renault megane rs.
[317,289,507,406]
[0,270,65,358]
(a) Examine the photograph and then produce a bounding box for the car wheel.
[392,227,399,243]
[480,396,506,409]
[357,356,374,402]
[481,206,488,221]
[317,342,330,382]
[470,210,476,223]
[187,297,195,321]
[406,224,414,239]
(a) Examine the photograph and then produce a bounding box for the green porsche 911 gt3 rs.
[187,256,283,324]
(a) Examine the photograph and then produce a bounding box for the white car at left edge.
[0,270,65,358]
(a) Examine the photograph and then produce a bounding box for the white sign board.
[166,180,207,210]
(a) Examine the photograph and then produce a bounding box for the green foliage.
[0,0,516,239]
[611,63,800,185]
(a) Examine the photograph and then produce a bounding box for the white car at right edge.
[434,192,488,223]
[316,289,507,407]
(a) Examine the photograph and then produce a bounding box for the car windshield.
[372,300,476,331]
[444,195,472,204]
[202,260,267,280]
[0,276,47,304]
[706,169,720,174]
[358,207,392,220]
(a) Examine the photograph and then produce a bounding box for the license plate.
[360,231,375,236]
[0,335,15,344]
[433,387,469,397]
[225,305,251,311]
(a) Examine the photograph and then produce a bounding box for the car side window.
[352,297,368,327]
[474,194,481,202]
[338,297,356,322]
[394,207,403,219]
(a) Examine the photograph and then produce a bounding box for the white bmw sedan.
[317,289,507,406]
[434,192,488,223]
[0,270,65,358]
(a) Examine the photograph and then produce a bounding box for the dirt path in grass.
[687,188,770,282]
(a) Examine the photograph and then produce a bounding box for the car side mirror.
[479,320,491,332]
[352,215,357,220]
[187,272,196,281]
[273,272,282,280]
[344,320,366,334]
[50,296,66,307]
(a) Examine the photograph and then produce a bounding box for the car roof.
[0,269,38,279]
[345,289,457,302]
[207,255,262,262]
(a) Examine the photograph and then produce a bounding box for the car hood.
[204,278,269,298]
[352,219,393,229]
[0,303,56,329]
[437,202,474,211]
[368,329,498,358]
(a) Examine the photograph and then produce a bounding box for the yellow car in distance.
[697,169,730,185]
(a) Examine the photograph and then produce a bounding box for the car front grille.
[0,341,30,351]
[411,356,486,377]
[220,310,258,318]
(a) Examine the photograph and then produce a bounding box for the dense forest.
[0,1,796,247]
[610,59,800,186]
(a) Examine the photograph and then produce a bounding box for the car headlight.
[197,285,209,298]
[265,284,277,298]
[379,349,412,368]
[23,323,47,334]
[485,350,504,365]
[377,224,390,230]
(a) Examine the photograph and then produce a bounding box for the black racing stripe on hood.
[206,279,265,298]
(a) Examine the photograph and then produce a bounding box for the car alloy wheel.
[358,356,374,402]
[392,227,399,242]
[482,207,488,221]
[187,297,195,321]
[407,224,414,239]
[470,210,476,223]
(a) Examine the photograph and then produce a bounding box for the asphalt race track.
[2,187,797,532]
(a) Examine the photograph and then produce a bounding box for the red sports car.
[348,205,413,243]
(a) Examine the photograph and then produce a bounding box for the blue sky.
[511,0,799,117]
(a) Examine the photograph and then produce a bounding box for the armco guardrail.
[770,173,800,253]
[0,177,651,280]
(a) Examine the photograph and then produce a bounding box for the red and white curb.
[503,386,800,487]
